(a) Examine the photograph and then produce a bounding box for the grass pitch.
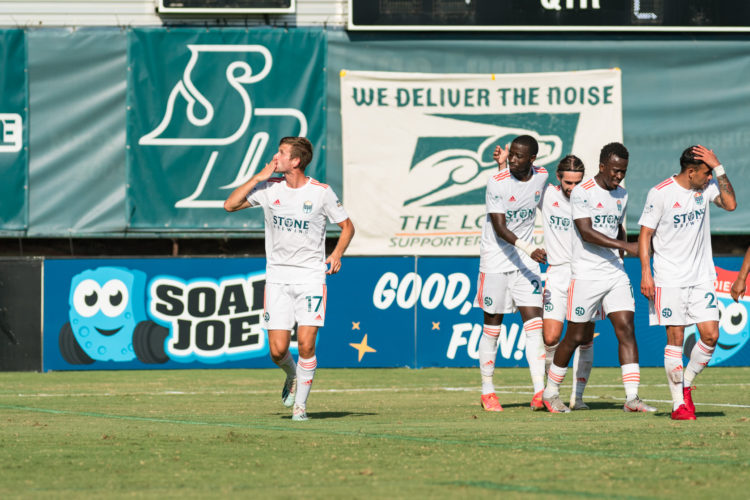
[1,367,749,499]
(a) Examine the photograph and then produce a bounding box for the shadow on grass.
[280,411,377,420]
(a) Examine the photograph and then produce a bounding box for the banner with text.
[341,69,622,255]
[128,28,326,231]
[0,29,27,232]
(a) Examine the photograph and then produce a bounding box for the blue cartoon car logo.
[58,267,169,365]
[683,295,750,366]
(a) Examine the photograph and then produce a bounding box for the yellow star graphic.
[352,321,360,330]
[349,334,376,362]
[432,322,440,330]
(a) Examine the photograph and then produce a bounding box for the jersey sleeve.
[245,180,269,207]
[322,187,349,224]
[638,188,663,229]
[486,178,506,214]
[570,186,591,221]
[705,179,721,204]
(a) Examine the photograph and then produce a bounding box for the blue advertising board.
[43,256,750,371]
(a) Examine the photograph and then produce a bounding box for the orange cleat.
[671,404,696,421]
[530,390,544,411]
[683,386,696,414]
[480,392,503,412]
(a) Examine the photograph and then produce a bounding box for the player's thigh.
[649,286,690,326]
[686,282,720,325]
[567,279,608,323]
[601,275,635,317]
[510,268,544,309]
[264,283,296,331]
[293,283,327,327]
[476,272,516,314]
[543,267,569,323]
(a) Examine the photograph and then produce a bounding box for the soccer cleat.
[480,392,503,412]
[281,375,297,408]
[671,404,697,421]
[292,404,309,421]
[543,394,571,413]
[683,386,696,414]
[623,396,657,413]
[569,399,590,411]
[530,390,544,411]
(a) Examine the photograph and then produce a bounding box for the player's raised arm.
[493,143,509,169]
[638,225,656,301]
[692,145,736,211]
[326,218,355,275]
[224,159,278,212]
[489,213,546,263]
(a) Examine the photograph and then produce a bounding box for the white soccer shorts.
[649,281,720,326]
[264,282,327,330]
[475,268,543,315]
[543,264,572,322]
[567,271,634,322]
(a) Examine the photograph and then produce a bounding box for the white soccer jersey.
[638,176,720,287]
[541,183,574,266]
[570,178,627,278]
[479,166,548,273]
[246,177,349,284]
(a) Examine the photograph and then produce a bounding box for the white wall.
[0,0,347,27]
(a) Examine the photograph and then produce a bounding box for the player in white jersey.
[540,155,595,412]
[639,145,736,420]
[224,137,355,421]
[543,143,655,413]
[476,135,548,412]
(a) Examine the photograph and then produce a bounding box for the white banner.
[341,69,622,255]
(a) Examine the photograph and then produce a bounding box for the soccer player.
[224,137,355,421]
[730,246,750,302]
[477,135,548,412]
[639,145,736,420]
[540,155,595,412]
[543,143,654,413]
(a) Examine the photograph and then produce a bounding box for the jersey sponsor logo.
[272,215,311,233]
[506,208,536,223]
[548,214,572,230]
[302,200,313,214]
[672,208,706,227]
[593,214,620,227]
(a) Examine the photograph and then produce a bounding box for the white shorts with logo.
[543,264,572,322]
[264,282,327,330]
[567,271,634,322]
[649,281,719,326]
[475,269,543,315]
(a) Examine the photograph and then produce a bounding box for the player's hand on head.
[730,278,746,302]
[493,143,509,169]
[692,145,721,168]
[325,254,342,275]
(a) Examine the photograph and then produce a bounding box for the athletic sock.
[274,350,297,378]
[684,339,714,388]
[621,363,640,401]
[664,345,685,411]
[544,342,559,375]
[479,325,500,395]
[524,318,546,393]
[543,364,567,399]
[571,341,594,402]
[294,355,317,409]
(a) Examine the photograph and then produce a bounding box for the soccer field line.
[1,402,749,468]
[7,384,750,408]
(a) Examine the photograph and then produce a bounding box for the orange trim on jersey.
[494,171,510,181]
[582,179,596,190]
[477,272,485,307]
[655,177,674,190]
[533,166,548,174]
[309,178,329,189]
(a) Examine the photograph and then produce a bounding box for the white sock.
[294,355,317,409]
[684,339,714,388]
[570,342,593,402]
[543,364,567,399]
[274,350,296,379]
[621,363,640,401]
[479,325,500,395]
[664,345,684,411]
[544,342,559,375]
[524,318,545,393]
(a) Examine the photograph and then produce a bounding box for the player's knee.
[700,328,720,347]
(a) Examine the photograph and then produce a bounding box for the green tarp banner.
[127,28,326,231]
[0,29,27,232]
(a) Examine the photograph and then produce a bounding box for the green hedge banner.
[0,29,27,232]
[127,28,326,231]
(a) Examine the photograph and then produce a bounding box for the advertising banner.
[0,29,27,232]
[42,256,750,371]
[340,69,622,255]
[127,28,326,231]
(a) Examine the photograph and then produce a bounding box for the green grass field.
[1,367,749,499]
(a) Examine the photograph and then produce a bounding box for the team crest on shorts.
[484,297,493,307]
[662,307,672,318]
[694,192,704,205]
[302,201,313,214]
[575,306,585,316]
[544,303,553,312]
[264,312,270,321]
